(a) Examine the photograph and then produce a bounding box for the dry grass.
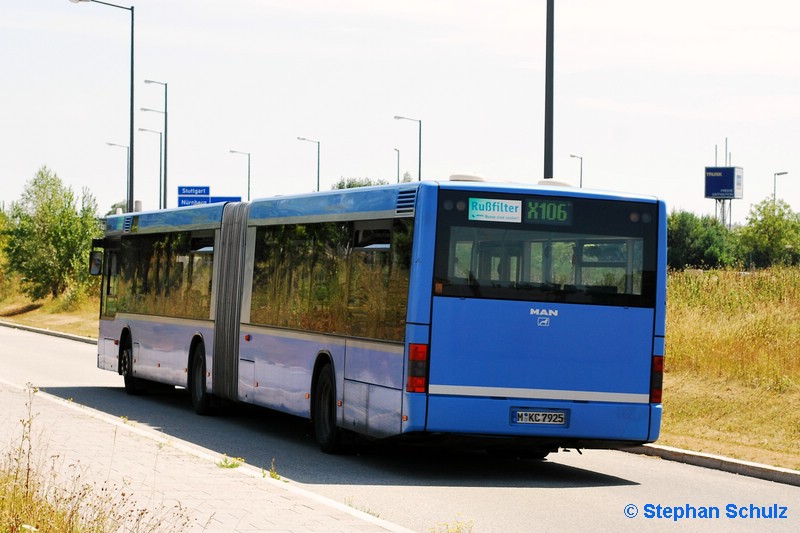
[0,295,99,339]
[1,386,193,532]
[662,267,800,469]
[660,372,800,470]
[666,268,800,390]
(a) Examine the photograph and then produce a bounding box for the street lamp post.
[141,107,166,206]
[774,171,788,204]
[394,115,421,181]
[544,0,554,180]
[230,150,251,201]
[138,128,162,208]
[106,142,130,209]
[297,137,320,191]
[570,154,583,188]
[144,79,167,208]
[394,148,400,183]
[70,0,135,213]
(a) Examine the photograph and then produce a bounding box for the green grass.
[215,455,244,469]
[429,517,474,533]
[268,458,280,480]
[343,497,381,519]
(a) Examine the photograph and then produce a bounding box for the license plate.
[515,410,566,425]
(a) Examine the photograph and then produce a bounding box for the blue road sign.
[210,196,242,203]
[178,196,210,207]
[178,185,210,196]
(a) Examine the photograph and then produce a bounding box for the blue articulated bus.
[91,177,667,456]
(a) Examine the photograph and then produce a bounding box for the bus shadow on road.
[42,384,636,490]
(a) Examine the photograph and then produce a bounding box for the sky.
[1,0,798,223]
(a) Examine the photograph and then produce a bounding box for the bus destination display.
[525,199,573,226]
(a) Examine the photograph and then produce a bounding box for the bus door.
[97,247,120,372]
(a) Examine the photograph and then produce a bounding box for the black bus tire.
[314,364,342,454]
[189,343,212,415]
[121,339,146,395]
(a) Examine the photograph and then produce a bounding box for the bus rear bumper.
[423,394,658,444]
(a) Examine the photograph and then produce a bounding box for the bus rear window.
[433,190,658,307]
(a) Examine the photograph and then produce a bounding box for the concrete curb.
[624,444,800,487]
[3,320,799,488]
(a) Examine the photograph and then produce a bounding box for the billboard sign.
[704,167,743,199]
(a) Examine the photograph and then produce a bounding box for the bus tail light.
[406,343,429,393]
[650,355,664,403]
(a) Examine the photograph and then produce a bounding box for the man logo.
[537,317,550,327]
[530,308,558,317]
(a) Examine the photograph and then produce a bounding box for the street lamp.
[544,0,555,180]
[774,171,788,204]
[141,107,165,205]
[106,142,130,209]
[394,148,400,183]
[71,0,135,213]
[297,137,320,192]
[139,128,162,208]
[144,79,167,208]
[394,115,421,181]
[230,150,251,201]
[570,154,583,188]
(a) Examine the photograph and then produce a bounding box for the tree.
[4,166,102,301]
[737,199,800,268]
[331,177,389,189]
[105,199,127,217]
[667,210,736,269]
[696,216,737,268]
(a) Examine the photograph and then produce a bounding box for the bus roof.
[104,202,226,236]
[103,179,660,235]
[436,179,660,203]
[248,180,659,226]
[248,183,419,225]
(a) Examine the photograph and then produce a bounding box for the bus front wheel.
[313,364,342,454]
[189,343,212,415]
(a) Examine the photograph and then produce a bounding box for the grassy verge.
[2,269,800,471]
[663,267,800,470]
[1,386,192,532]
[0,295,99,339]
[660,372,800,470]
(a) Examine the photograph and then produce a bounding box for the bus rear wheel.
[189,343,212,415]
[314,364,343,454]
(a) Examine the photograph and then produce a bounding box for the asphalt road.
[1,325,798,532]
